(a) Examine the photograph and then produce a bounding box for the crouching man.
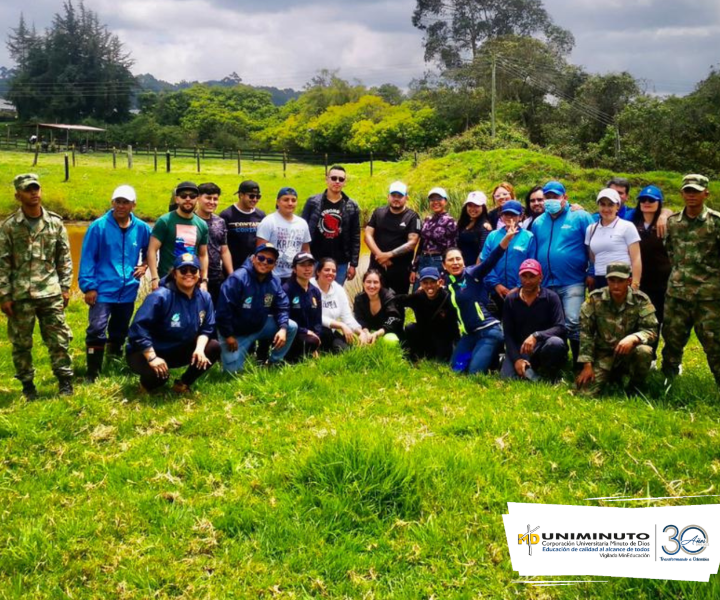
[576,262,658,396]
[216,243,298,372]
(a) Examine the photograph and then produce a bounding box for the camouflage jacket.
[0,207,72,302]
[665,205,720,300]
[578,287,658,367]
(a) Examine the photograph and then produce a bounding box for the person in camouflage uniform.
[0,174,74,399]
[661,174,720,386]
[576,262,658,396]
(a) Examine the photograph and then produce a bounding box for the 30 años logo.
[518,525,540,555]
[662,525,709,555]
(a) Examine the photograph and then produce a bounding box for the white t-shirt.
[256,212,312,279]
[310,278,361,331]
[585,218,640,276]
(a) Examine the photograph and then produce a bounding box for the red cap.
[519,258,542,276]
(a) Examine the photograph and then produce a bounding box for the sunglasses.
[178,192,198,200]
[246,193,261,200]
[329,176,346,183]
[639,197,659,204]
[178,266,199,275]
[255,254,276,265]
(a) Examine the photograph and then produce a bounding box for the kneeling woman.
[311,258,368,352]
[443,224,518,374]
[126,253,220,393]
[353,269,403,345]
[283,252,323,361]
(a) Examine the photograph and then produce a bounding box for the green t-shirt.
[151,211,209,276]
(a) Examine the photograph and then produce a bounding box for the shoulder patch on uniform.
[45,210,64,221]
[589,289,604,298]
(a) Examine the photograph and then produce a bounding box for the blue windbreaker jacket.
[79,210,152,303]
[480,227,537,290]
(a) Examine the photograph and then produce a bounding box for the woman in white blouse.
[586,188,642,290]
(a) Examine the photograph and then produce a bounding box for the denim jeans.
[335,263,349,286]
[451,323,504,375]
[86,302,135,348]
[220,316,298,373]
[547,284,585,341]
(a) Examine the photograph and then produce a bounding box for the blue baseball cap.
[637,185,664,203]
[276,187,298,199]
[500,200,523,215]
[542,181,566,196]
[173,252,201,270]
[418,267,441,281]
[255,243,280,257]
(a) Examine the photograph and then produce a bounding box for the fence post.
[112,147,117,169]
[166,150,171,173]
[32,145,39,167]
[71,145,76,167]
[237,150,241,175]
[283,151,287,178]
[414,151,418,168]
[197,152,201,173]
[370,152,374,177]
[127,145,133,169]
[202,146,205,159]
[324,153,328,176]
[154,148,158,172]
[64,154,70,182]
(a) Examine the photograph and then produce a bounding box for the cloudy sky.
[1,0,718,95]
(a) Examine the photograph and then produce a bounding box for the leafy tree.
[412,0,574,68]
[6,1,136,122]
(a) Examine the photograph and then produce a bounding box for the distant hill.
[134,72,300,106]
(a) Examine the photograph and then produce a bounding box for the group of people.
[1,167,718,399]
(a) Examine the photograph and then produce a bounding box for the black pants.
[369,258,411,295]
[285,331,322,362]
[127,339,221,391]
[320,327,350,353]
[404,323,454,362]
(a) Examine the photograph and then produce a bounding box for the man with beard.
[147,181,209,290]
[220,180,266,270]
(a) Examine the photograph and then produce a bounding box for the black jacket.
[353,288,403,334]
[395,288,459,342]
[301,191,361,266]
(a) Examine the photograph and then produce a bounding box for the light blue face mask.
[544,199,563,215]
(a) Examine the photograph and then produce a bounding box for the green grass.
[2,147,717,222]
[0,299,719,598]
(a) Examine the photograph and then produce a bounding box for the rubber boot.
[86,347,104,382]
[22,380,38,401]
[58,377,74,396]
[569,339,580,372]
[105,342,122,357]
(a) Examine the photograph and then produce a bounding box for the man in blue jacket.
[79,185,152,381]
[216,243,298,373]
[530,180,594,364]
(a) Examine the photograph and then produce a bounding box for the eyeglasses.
[178,193,198,200]
[178,266,199,275]
[639,197,659,204]
[329,176,346,183]
[255,255,276,265]
[246,194,261,200]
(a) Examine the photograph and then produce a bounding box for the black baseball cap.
[236,180,260,195]
[175,181,199,195]
[292,252,315,266]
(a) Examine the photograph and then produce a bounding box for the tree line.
[4,0,720,174]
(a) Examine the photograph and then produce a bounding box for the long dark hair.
[362,268,385,288]
[315,257,338,277]
[524,185,544,225]
[457,203,488,230]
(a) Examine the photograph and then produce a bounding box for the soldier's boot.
[105,342,122,358]
[58,377,74,396]
[569,339,580,371]
[21,380,38,401]
[86,348,104,383]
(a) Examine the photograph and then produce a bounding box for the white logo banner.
[503,502,720,582]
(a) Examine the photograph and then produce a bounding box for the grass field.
[1,147,720,597]
[2,148,717,222]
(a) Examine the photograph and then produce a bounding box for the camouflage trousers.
[7,296,73,383]
[662,296,720,384]
[578,345,654,396]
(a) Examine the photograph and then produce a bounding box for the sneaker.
[171,380,191,394]
[21,381,38,401]
[58,377,74,396]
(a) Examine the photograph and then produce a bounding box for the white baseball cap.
[389,181,408,196]
[427,187,448,199]
[464,191,487,206]
[596,188,621,205]
[112,184,137,203]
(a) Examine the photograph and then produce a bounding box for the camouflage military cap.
[606,262,631,279]
[681,174,709,192]
[13,173,40,190]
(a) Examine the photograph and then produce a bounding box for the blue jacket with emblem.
[283,278,322,337]
[126,280,215,354]
[480,227,537,290]
[530,204,594,287]
[79,210,152,303]
[216,266,290,338]
[447,243,506,335]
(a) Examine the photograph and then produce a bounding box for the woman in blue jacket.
[126,253,220,394]
[443,225,518,375]
[283,252,322,361]
[480,200,537,317]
